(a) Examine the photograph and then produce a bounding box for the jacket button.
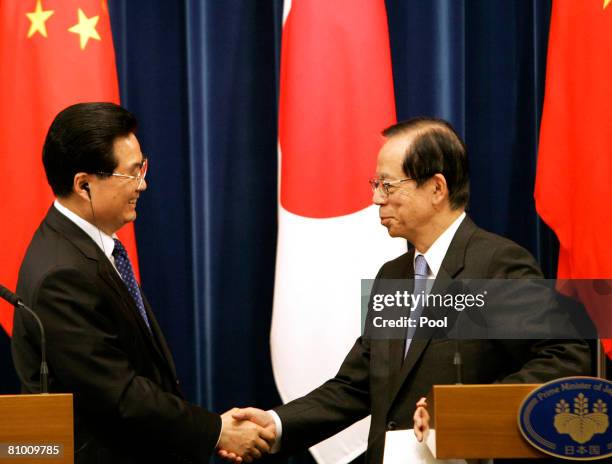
[387,421,397,431]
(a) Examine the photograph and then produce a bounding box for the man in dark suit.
[11,102,273,464]
[220,117,591,463]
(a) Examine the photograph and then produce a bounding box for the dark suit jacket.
[274,216,591,464]
[12,206,220,464]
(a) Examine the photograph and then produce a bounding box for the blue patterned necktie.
[112,238,151,332]
[404,254,429,358]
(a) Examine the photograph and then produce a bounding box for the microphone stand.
[0,285,49,393]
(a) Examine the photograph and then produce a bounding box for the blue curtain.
[387,0,556,270]
[1,1,557,462]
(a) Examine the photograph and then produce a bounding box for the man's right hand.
[231,408,276,434]
[217,408,276,463]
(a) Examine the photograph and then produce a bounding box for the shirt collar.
[414,212,466,278]
[53,199,116,261]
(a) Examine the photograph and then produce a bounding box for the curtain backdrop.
[1,1,557,462]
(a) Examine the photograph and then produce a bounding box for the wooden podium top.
[427,384,548,459]
[0,394,73,463]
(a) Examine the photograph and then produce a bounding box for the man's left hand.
[413,397,429,443]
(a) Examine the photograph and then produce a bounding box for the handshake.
[216,399,431,462]
[217,407,276,463]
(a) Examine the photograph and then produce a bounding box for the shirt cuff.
[268,409,283,454]
[215,414,223,448]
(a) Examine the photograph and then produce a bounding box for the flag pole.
[597,340,607,379]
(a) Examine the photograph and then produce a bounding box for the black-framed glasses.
[98,157,148,190]
[369,177,413,196]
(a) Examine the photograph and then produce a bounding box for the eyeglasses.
[369,177,413,196]
[98,157,148,190]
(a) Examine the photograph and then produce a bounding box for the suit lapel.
[437,216,475,279]
[387,339,404,380]
[391,248,415,375]
[386,216,478,407]
[98,259,151,336]
[46,206,175,375]
[97,258,174,370]
[45,205,100,260]
[381,249,414,404]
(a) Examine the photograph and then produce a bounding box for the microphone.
[453,341,463,385]
[0,285,19,306]
[0,284,49,394]
[447,281,463,385]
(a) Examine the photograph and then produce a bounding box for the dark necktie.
[112,238,151,332]
[404,254,429,358]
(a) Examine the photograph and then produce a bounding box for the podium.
[426,384,547,459]
[0,394,73,463]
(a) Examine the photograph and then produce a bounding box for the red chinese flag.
[0,0,139,336]
[535,0,612,357]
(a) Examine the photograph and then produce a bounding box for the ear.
[73,172,92,201]
[430,173,449,206]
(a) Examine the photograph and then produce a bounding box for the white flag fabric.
[271,1,404,462]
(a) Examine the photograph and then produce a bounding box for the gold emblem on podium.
[554,393,609,444]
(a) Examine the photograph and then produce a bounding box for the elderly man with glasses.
[220,117,591,464]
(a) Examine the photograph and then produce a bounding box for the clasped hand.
[217,408,276,463]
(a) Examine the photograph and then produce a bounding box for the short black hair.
[43,102,138,197]
[382,117,469,209]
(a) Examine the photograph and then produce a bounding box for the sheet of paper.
[383,429,467,464]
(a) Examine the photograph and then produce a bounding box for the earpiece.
[82,182,105,256]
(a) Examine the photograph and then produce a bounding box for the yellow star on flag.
[25,0,54,39]
[605,0,611,10]
[68,8,101,50]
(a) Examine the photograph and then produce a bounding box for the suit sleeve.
[272,268,388,454]
[273,335,371,454]
[31,267,221,459]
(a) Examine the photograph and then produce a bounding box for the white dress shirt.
[414,211,466,278]
[53,199,118,269]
